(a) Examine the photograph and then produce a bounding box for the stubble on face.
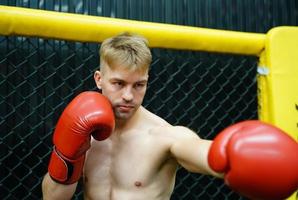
[98,62,148,122]
[112,101,139,120]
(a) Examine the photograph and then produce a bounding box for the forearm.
[42,173,77,200]
[173,137,223,178]
[168,126,223,178]
[195,139,224,178]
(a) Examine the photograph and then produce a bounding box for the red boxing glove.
[48,91,115,184]
[208,120,298,200]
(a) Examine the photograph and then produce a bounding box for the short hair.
[99,32,152,73]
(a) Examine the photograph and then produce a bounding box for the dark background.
[1,0,297,199]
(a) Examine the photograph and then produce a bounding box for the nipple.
[134,181,142,187]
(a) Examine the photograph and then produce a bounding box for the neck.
[115,119,127,130]
[114,106,143,132]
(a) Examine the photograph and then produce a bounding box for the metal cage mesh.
[1,0,297,199]
[0,37,257,199]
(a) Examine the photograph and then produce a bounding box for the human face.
[94,65,148,120]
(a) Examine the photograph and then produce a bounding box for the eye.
[112,81,123,88]
[114,82,122,86]
[134,83,146,90]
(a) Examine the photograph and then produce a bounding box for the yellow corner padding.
[258,26,297,200]
[258,27,298,141]
[0,5,265,55]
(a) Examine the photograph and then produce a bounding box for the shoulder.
[140,107,199,139]
[140,106,170,127]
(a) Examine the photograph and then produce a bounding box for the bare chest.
[83,132,177,199]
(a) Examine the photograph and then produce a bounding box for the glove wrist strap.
[48,147,85,184]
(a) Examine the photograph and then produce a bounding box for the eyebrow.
[136,79,148,84]
[110,78,148,83]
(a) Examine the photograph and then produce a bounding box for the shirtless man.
[42,33,298,200]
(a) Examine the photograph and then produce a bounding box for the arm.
[169,126,223,178]
[42,91,114,199]
[42,173,77,200]
[169,121,297,200]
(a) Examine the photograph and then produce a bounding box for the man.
[42,33,298,200]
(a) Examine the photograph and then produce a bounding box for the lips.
[117,104,134,112]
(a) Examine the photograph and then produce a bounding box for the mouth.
[116,104,134,112]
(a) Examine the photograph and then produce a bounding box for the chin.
[114,105,140,120]
[115,111,134,120]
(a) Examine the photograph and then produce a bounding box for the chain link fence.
[0,36,257,200]
[1,0,297,200]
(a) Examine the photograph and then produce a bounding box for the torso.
[83,107,178,200]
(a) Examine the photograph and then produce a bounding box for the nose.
[122,86,133,102]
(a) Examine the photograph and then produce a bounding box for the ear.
[94,70,102,90]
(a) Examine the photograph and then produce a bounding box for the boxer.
[42,33,298,200]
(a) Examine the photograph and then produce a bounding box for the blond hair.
[99,32,152,72]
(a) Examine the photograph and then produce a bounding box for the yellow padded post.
[258,26,298,200]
